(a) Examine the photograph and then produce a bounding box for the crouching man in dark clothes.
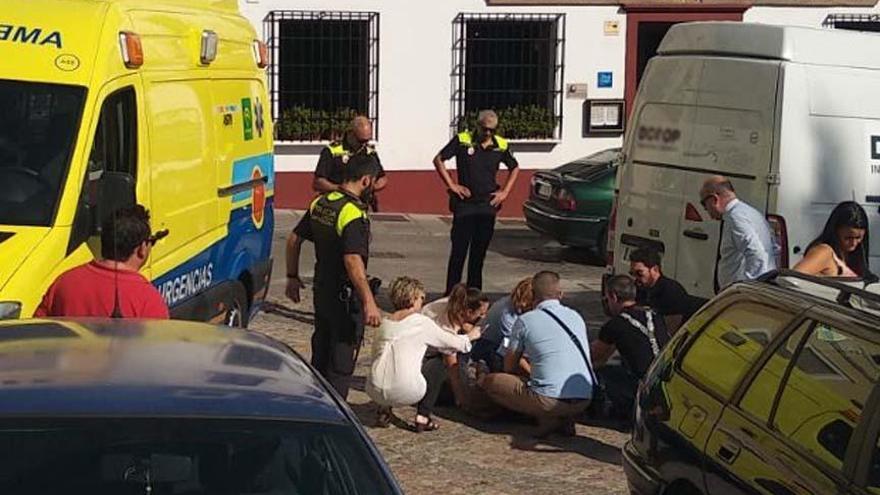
[591,275,670,418]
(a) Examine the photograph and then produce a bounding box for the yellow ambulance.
[0,0,275,326]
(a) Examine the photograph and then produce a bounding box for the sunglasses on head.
[147,229,169,246]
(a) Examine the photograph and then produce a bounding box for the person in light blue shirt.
[471,277,534,371]
[480,271,594,437]
[700,176,778,290]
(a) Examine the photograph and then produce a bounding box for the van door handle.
[683,229,709,241]
[718,440,741,464]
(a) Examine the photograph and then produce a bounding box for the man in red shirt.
[35,205,169,319]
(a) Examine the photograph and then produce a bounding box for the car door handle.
[718,440,741,464]
[683,229,709,241]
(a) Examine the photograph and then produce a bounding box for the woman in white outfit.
[367,277,475,432]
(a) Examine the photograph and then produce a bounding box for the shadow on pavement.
[510,433,622,465]
[430,405,623,465]
[262,301,315,325]
[488,231,605,267]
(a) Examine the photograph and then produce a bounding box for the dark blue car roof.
[0,319,347,423]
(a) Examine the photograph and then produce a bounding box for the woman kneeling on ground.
[367,277,474,432]
[421,284,489,411]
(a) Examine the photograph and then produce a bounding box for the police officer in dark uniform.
[314,115,387,210]
[286,155,382,399]
[433,110,520,295]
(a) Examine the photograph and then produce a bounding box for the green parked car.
[523,148,620,257]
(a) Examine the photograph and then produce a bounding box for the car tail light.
[556,188,576,211]
[685,202,703,222]
[607,191,619,268]
[767,214,789,269]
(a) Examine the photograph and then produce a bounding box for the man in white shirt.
[700,175,778,289]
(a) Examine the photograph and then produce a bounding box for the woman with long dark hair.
[420,284,489,426]
[794,201,870,277]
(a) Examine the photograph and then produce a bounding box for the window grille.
[451,13,565,140]
[822,14,880,32]
[263,10,380,141]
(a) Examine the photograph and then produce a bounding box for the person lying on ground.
[366,277,474,432]
[473,277,535,372]
[591,274,670,419]
[422,285,489,409]
[480,271,594,438]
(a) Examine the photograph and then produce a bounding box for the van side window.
[772,323,879,473]
[679,303,794,399]
[87,87,137,187]
[739,320,813,423]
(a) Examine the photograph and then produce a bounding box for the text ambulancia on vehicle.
[0,0,275,326]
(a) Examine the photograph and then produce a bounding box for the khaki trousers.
[481,373,590,421]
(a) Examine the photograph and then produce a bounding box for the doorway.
[624,5,746,115]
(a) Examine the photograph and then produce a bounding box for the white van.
[610,22,880,298]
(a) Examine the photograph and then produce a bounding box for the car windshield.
[0,418,398,495]
[0,80,86,227]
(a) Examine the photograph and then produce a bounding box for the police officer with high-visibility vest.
[286,155,382,399]
[314,115,387,210]
[433,110,520,295]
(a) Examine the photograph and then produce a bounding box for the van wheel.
[226,282,250,328]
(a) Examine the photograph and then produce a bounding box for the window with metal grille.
[263,11,379,142]
[823,14,880,32]
[451,13,565,140]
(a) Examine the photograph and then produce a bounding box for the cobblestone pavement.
[249,210,630,495]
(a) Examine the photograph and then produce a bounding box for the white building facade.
[237,0,880,215]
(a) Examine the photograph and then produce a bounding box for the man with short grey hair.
[434,109,520,294]
[699,175,777,289]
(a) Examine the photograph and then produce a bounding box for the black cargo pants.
[311,284,364,399]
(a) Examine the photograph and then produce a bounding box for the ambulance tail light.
[607,191,619,268]
[253,40,269,69]
[119,32,144,69]
[767,214,789,269]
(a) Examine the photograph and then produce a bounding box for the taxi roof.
[0,319,348,423]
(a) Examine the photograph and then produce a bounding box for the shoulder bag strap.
[540,308,597,389]
[619,310,660,357]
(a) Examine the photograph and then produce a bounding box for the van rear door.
[673,58,780,296]
[615,56,703,278]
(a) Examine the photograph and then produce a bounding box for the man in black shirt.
[286,155,382,399]
[629,248,706,333]
[433,110,520,294]
[591,275,670,417]
[314,116,387,210]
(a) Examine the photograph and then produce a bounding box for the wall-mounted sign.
[604,20,620,36]
[567,83,588,99]
[583,99,626,137]
[597,71,613,89]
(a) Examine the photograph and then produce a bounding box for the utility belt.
[448,191,500,216]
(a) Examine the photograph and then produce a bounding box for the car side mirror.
[94,171,136,232]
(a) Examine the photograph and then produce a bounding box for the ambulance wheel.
[226,282,250,328]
